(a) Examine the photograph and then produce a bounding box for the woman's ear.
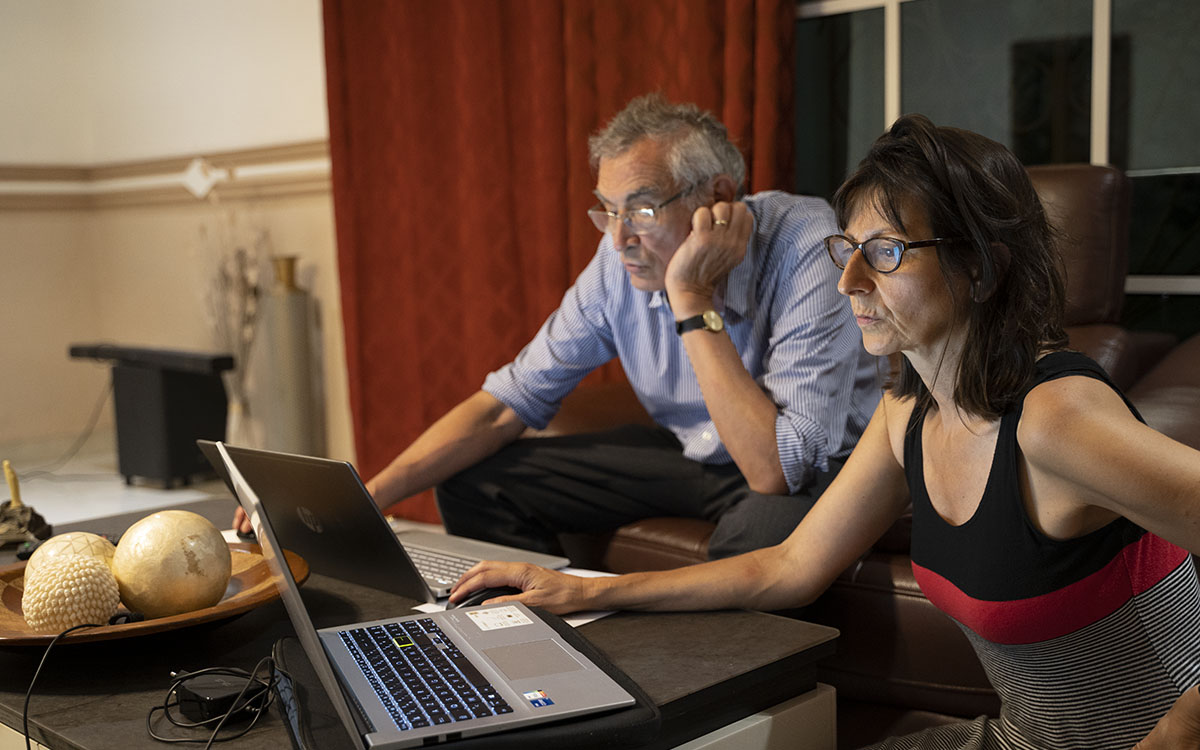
[971,242,1010,302]
[991,241,1012,279]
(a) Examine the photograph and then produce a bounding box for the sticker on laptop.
[465,605,533,631]
[523,690,555,708]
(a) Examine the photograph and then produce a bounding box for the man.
[237,94,878,559]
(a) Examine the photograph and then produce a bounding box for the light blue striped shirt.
[483,191,880,493]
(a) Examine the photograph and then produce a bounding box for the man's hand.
[664,201,752,314]
[232,506,253,535]
[448,561,593,615]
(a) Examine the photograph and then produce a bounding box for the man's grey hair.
[588,93,747,198]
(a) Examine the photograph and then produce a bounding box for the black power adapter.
[174,670,270,723]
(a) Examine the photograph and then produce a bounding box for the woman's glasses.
[824,234,961,274]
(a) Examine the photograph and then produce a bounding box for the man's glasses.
[588,187,690,234]
[824,234,961,274]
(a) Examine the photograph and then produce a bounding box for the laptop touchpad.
[484,640,585,680]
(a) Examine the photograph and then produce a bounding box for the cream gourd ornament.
[25,531,116,580]
[22,554,121,633]
[111,510,232,618]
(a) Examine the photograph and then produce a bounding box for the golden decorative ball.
[111,510,232,619]
[26,531,116,580]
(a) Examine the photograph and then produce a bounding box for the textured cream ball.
[111,510,233,618]
[26,531,116,580]
[22,554,121,633]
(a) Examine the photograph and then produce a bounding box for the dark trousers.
[435,425,843,560]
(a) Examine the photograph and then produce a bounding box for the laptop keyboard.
[406,547,476,588]
[340,617,513,731]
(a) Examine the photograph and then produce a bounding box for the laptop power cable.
[146,658,284,747]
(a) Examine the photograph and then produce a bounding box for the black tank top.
[897,351,1200,749]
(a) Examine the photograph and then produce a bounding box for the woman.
[450,114,1200,749]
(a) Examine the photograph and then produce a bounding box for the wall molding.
[0,140,331,210]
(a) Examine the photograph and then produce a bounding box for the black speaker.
[70,344,235,487]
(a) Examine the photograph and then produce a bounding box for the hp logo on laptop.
[296,506,324,534]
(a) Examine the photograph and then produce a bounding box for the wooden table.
[0,499,837,750]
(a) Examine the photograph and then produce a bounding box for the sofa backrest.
[1026,163,1131,326]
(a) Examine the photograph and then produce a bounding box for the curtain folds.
[324,0,795,522]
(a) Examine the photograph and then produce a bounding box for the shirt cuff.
[775,412,830,494]
[482,368,557,430]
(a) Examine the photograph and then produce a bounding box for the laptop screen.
[216,442,370,750]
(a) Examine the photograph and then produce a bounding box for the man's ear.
[711,174,738,203]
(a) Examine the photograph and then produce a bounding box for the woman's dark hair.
[831,113,1068,419]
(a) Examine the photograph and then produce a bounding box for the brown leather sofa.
[528,164,1200,748]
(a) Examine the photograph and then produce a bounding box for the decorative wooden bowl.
[0,542,308,645]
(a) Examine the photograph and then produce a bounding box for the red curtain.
[324,0,795,523]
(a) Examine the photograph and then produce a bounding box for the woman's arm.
[1019,376,1200,553]
[450,396,913,614]
[1133,686,1200,749]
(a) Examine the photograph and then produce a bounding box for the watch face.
[702,309,724,332]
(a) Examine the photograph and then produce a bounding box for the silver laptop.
[197,440,569,598]
[213,441,635,749]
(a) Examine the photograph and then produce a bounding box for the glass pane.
[1123,295,1200,340]
[1128,172,1200,276]
[794,9,884,201]
[1114,1,1200,339]
[1123,170,1200,338]
[1113,0,1200,171]
[900,0,1092,164]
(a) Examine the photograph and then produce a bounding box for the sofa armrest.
[1065,324,1176,391]
[559,518,714,573]
[1129,332,1200,450]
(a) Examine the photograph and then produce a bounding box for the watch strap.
[674,310,724,335]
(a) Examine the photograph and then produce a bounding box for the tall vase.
[259,256,320,455]
[225,394,259,448]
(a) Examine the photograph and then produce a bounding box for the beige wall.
[0,1,353,464]
[0,187,352,462]
[0,0,329,164]
[0,210,105,448]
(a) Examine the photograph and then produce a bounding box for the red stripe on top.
[912,533,1189,645]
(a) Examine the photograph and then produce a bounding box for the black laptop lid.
[211,443,434,604]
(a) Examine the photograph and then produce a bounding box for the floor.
[3,444,228,529]
[2,437,443,536]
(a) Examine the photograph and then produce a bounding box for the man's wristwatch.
[675,309,725,335]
